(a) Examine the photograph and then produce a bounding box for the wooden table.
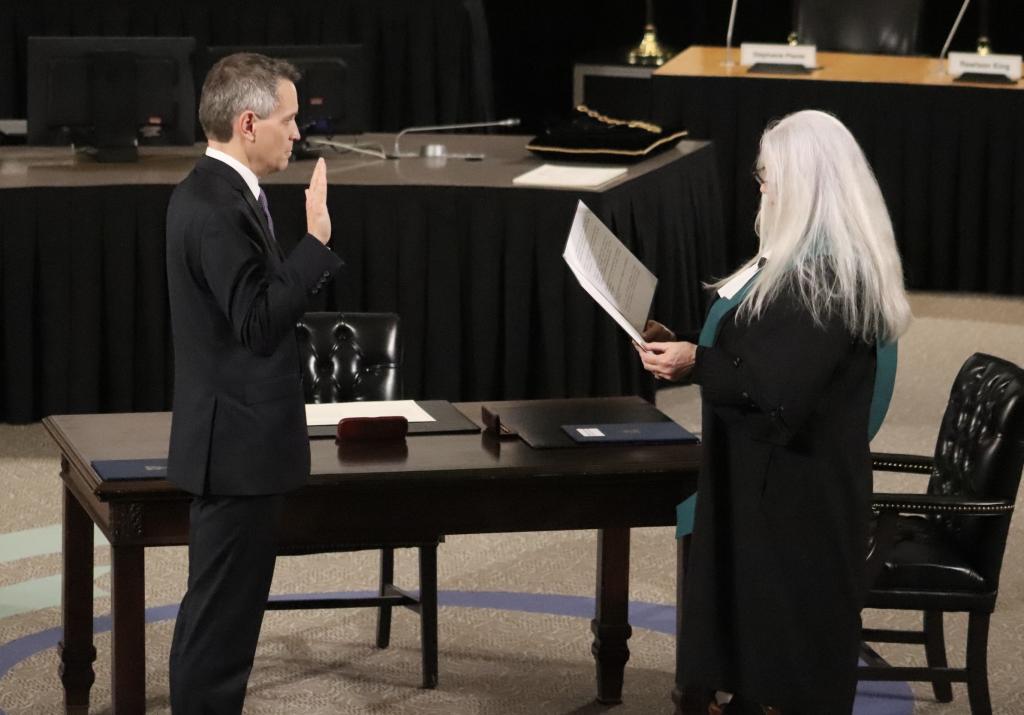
[652,45,1024,295]
[44,401,701,715]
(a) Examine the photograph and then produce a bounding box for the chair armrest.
[871,452,934,474]
[872,492,1015,516]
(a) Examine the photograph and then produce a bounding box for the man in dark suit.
[165,53,342,714]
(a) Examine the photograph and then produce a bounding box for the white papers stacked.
[305,400,436,426]
[562,201,658,346]
[512,164,627,189]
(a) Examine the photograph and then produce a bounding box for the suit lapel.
[196,156,283,262]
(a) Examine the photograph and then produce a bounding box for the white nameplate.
[740,43,816,69]
[948,52,1022,81]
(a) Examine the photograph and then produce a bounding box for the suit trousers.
[169,493,284,715]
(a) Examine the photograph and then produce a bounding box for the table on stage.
[45,401,701,715]
[0,135,726,424]
[653,45,1024,295]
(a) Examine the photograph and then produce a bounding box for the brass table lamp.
[627,0,674,66]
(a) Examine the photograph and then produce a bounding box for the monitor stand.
[93,145,140,163]
[91,51,139,163]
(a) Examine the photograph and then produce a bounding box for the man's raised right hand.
[305,157,331,245]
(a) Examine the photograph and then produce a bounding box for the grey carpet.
[0,291,1022,714]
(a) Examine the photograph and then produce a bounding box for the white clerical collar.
[205,146,260,200]
[718,251,771,299]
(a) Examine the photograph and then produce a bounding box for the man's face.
[248,79,300,176]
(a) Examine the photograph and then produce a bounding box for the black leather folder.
[480,396,673,449]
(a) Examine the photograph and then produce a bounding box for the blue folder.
[561,422,699,445]
[91,459,168,481]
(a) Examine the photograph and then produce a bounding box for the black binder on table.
[562,421,698,444]
[481,396,682,449]
[307,400,480,438]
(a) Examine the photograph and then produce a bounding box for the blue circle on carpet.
[0,591,913,715]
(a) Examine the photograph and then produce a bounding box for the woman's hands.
[635,322,697,382]
[640,320,676,343]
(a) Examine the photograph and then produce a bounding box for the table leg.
[59,479,96,715]
[111,544,146,714]
[591,528,631,704]
[418,544,439,689]
[672,535,713,715]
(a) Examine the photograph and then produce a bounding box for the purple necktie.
[257,189,276,239]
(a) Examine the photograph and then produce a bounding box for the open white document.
[305,400,436,426]
[562,201,658,347]
[513,164,627,189]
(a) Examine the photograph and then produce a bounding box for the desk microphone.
[390,118,521,160]
[938,0,973,74]
[723,0,740,66]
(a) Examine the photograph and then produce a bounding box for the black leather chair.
[860,353,1024,715]
[266,312,441,688]
[795,0,925,55]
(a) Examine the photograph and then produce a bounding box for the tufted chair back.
[927,353,1024,589]
[296,312,402,403]
[796,0,924,55]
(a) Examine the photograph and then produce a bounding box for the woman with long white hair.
[637,110,912,715]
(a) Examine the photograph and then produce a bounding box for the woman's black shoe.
[711,695,781,715]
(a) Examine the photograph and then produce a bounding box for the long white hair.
[720,110,912,344]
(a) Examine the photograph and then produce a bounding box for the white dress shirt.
[205,146,261,200]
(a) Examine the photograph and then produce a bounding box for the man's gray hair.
[199,53,301,143]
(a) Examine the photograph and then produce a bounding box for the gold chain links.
[575,104,662,134]
[874,502,1014,514]
[872,460,933,473]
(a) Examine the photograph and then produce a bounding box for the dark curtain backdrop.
[653,76,1024,294]
[482,0,1024,131]
[5,0,1022,130]
[481,0,1024,296]
[0,0,495,130]
[0,145,725,423]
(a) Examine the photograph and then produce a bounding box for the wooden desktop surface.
[47,404,701,545]
[656,45,1024,90]
[47,404,700,505]
[0,133,707,190]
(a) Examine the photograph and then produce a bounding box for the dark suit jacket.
[166,155,343,496]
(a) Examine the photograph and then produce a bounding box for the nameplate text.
[740,43,816,69]
[948,52,1022,81]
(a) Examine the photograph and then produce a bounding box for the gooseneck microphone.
[390,118,521,160]
[939,0,973,74]
[723,0,740,67]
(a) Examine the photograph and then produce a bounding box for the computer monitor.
[201,45,366,139]
[27,36,197,162]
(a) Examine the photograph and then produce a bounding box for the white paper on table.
[563,201,657,347]
[512,164,627,189]
[305,400,436,426]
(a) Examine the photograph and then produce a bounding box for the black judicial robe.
[679,289,877,715]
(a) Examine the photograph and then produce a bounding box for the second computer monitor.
[201,45,366,137]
